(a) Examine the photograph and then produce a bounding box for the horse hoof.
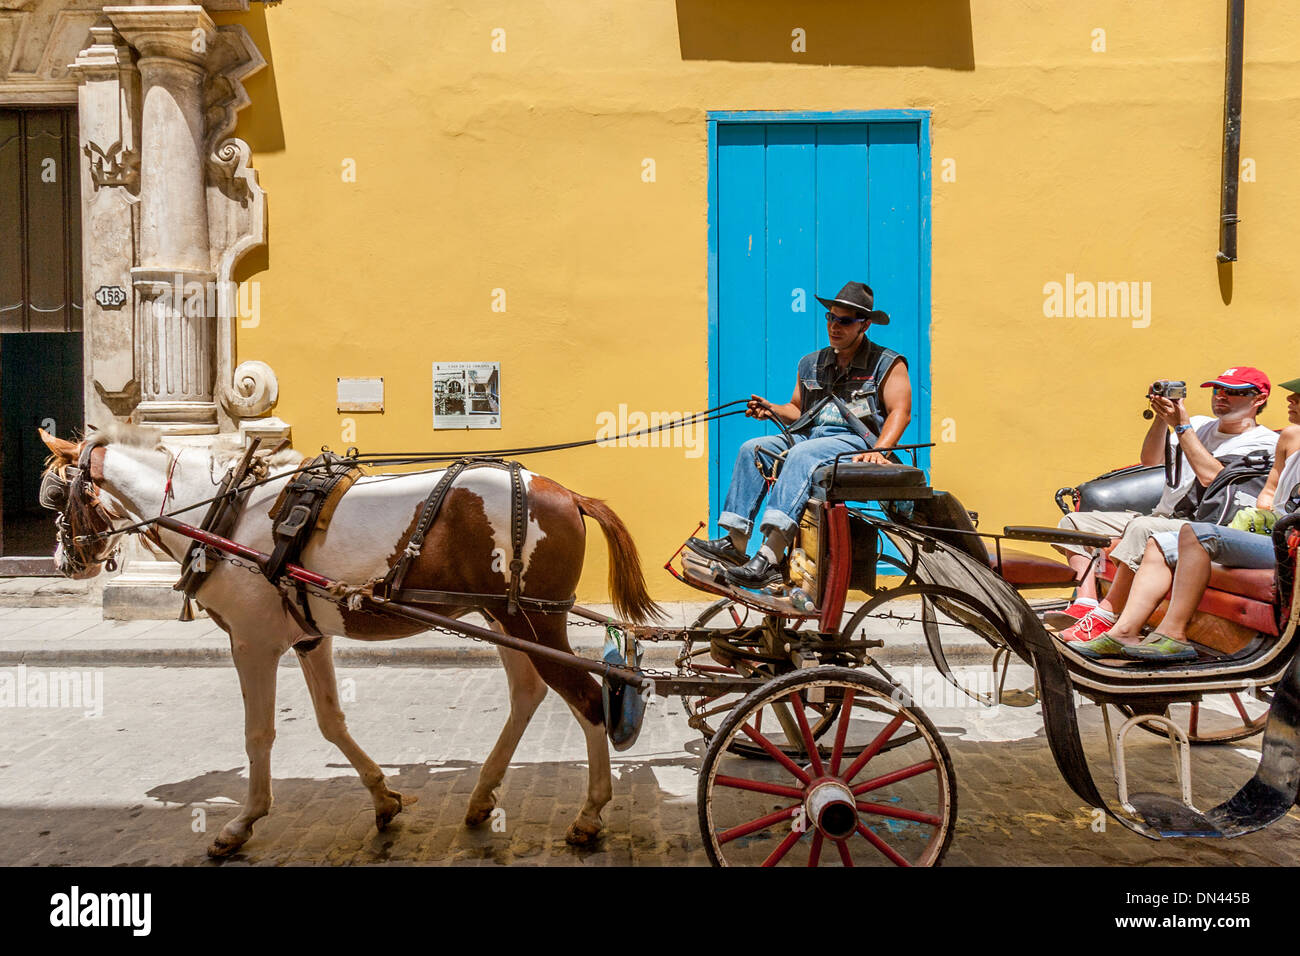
[375,790,411,831]
[565,822,601,848]
[207,836,243,859]
[464,804,493,828]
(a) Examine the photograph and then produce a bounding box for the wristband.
[1174,423,1193,436]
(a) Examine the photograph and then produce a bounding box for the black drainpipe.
[1217,0,1245,262]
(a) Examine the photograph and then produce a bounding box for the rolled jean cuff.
[758,507,799,537]
[1152,531,1180,567]
[1155,522,1277,570]
[718,511,752,537]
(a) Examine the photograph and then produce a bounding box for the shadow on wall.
[675,0,975,70]
[222,2,281,285]
[225,2,285,154]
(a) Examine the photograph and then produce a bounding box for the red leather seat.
[991,549,1079,587]
[1207,565,1275,603]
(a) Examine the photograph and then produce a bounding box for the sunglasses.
[1212,385,1259,397]
[826,311,866,326]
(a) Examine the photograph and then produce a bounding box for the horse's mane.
[85,420,166,451]
[81,420,304,470]
[213,444,304,471]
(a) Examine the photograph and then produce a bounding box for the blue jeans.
[719,426,870,539]
[1152,521,1276,570]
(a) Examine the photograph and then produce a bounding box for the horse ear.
[39,428,79,461]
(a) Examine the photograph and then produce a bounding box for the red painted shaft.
[154,516,647,688]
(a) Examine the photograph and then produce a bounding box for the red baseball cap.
[1201,366,1271,396]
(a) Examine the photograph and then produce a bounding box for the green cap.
[1281,377,1300,394]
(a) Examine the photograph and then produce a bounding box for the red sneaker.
[1043,601,1098,630]
[1061,601,1097,620]
[1058,610,1116,643]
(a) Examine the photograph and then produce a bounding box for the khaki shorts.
[1109,515,1189,570]
[1055,510,1138,556]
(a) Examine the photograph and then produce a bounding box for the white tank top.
[1273,445,1300,517]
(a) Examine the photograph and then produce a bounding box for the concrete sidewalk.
[0,599,993,668]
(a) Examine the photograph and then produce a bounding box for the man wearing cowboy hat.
[687,281,912,588]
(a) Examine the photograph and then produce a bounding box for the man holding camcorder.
[1052,366,1279,643]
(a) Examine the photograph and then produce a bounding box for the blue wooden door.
[709,116,930,533]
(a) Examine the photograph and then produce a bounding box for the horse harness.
[48,440,572,632]
[259,454,571,636]
[371,457,575,617]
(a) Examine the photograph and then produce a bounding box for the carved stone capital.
[103,6,217,68]
[68,22,134,80]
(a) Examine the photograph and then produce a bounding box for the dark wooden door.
[0,107,84,571]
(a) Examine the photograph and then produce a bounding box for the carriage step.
[1126,792,1224,838]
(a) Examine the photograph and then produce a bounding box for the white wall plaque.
[337,377,384,412]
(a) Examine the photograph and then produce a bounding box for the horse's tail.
[570,492,665,624]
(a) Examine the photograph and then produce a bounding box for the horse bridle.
[39,439,125,575]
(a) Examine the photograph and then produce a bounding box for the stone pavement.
[0,660,1295,866]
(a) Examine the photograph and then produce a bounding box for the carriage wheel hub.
[804,778,858,840]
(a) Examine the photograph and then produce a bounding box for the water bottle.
[789,587,816,613]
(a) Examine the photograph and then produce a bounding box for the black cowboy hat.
[815,281,890,326]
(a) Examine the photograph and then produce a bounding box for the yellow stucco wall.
[219,1,1300,601]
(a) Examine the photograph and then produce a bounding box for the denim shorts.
[1152,521,1276,570]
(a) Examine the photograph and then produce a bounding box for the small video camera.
[1148,380,1187,401]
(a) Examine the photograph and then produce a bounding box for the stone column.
[106,5,218,435]
[70,21,141,428]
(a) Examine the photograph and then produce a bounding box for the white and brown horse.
[39,424,661,857]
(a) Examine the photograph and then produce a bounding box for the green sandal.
[1121,632,1198,663]
[1072,633,1131,659]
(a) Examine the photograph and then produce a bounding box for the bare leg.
[1062,551,1099,600]
[466,638,548,827]
[208,632,286,857]
[1106,537,1175,644]
[1152,524,1214,642]
[1098,562,1135,616]
[295,635,413,830]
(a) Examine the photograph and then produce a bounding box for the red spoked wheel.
[698,666,956,867]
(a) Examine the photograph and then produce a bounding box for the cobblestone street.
[1,659,1296,866]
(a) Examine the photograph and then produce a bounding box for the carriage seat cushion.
[811,461,927,497]
[992,549,1079,587]
[1205,566,1276,604]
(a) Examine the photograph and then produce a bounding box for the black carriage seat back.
[809,461,929,503]
[1075,463,1166,514]
[900,491,993,565]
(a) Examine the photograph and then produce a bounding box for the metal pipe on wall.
[1217,0,1246,263]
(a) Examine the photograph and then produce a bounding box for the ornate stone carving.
[83,137,139,189]
[0,0,103,102]
[203,24,262,170]
[199,23,266,434]
[221,359,277,418]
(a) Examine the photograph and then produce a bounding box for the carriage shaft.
[156,516,649,688]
